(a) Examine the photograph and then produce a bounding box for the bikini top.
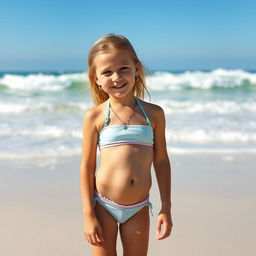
[98,98,154,149]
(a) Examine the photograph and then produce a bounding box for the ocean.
[1,69,256,162]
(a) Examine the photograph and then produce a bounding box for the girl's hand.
[156,209,173,240]
[84,215,104,246]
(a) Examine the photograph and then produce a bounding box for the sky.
[1,0,256,71]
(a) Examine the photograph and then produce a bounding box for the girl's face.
[93,49,139,99]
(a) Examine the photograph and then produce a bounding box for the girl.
[80,34,172,256]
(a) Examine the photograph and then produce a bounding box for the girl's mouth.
[112,83,127,89]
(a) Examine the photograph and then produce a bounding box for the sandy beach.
[1,152,255,256]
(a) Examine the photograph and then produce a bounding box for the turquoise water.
[0,69,256,159]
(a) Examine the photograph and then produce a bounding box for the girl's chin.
[109,90,134,98]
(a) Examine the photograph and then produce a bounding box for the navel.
[130,179,134,185]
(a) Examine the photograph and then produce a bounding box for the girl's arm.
[80,109,103,245]
[152,106,173,240]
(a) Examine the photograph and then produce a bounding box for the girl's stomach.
[95,144,153,204]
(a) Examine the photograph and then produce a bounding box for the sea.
[1,69,256,163]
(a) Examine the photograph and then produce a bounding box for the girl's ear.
[135,63,140,77]
[92,73,98,82]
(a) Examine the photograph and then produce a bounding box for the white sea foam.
[0,147,81,159]
[166,129,256,143]
[1,144,256,160]
[0,72,88,91]
[167,147,256,154]
[1,99,255,115]
[1,125,255,144]
[0,101,88,114]
[146,69,256,90]
[1,69,255,91]
[0,126,82,138]
[157,99,256,114]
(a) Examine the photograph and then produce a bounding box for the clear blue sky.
[1,0,255,71]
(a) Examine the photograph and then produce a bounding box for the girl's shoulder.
[138,99,165,128]
[138,99,164,117]
[83,101,107,132]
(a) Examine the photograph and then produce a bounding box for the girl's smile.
[111,82,127,89]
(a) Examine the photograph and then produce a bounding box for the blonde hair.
[87,34,150,105]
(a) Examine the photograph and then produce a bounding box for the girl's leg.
[119,206,150,256]
[92,202,118,256]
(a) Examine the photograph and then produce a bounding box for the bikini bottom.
[94,191,153,224]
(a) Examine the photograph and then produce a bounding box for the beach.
[1,153,255,256]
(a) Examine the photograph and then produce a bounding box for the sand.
[0,153,255,256]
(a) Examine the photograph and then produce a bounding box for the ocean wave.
[1,147,256,160]
[167,147,256,154]
[166,129,256,143]
[146,69,256,90]
[1,126,256,160]
[0,101,88,114]
[1,69,256,92]
[1,125,255,143]
[0,126,82,138]
[0,147,81,160]
[1,141,256,161]
[158,99,256,114]
[2,99,255,115]
[0,72,88,91]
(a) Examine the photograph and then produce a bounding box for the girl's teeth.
[113,84,125,88]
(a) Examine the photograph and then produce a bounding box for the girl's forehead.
[94,49,134,69]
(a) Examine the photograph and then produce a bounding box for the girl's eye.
[120,67,129,71]
[102,71,112,76]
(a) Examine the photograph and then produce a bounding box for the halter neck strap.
[103,98,151,127]
[136,99,151,125]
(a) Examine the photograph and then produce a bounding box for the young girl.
[80,34,172,256]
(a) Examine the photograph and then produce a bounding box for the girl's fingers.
[84,224,104,245]
[159,225,168,239]
[97,226,104,242]
[86,234,93,244]
[96,233,104,243]
[157,224,165,239]
[156,221,172,240]
[95,234,103,245]
[86,233,103,246]
[93,233,103,245]
[90,234,97,244]
[85,232,97,245]
[162,225,169,239]
[156,219,162,237]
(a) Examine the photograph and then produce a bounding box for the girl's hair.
[87,34,150,105]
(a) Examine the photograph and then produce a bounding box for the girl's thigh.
[119,206,150,256]
[92,202,118,256]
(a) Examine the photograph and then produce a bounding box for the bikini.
[94,98,154,223]
[98,98,154,149]
[94,191,153,224]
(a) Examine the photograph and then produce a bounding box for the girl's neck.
[109,95,137,108]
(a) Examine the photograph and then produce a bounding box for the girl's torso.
[95,98,155,204]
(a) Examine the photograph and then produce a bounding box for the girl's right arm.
[80,108,104,245]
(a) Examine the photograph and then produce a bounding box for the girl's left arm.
[152,106,173,240]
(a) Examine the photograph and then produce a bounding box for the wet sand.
[0,153,255,255]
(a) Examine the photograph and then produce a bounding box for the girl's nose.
[112,71,121,81]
